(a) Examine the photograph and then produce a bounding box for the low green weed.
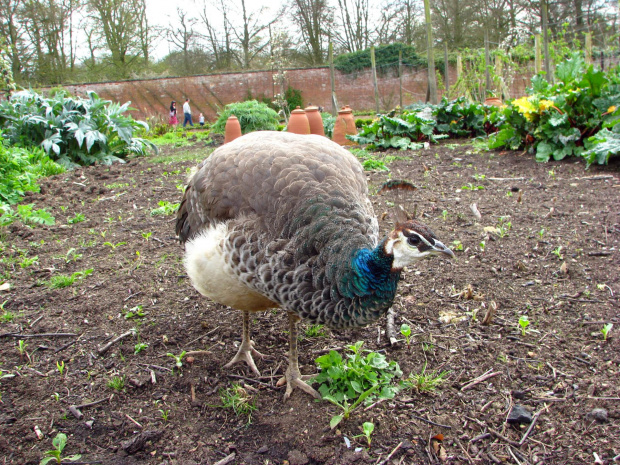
[151,201,179,216]
[46,269,93,289]
[219,383,258,421]
[601,323,613,341]
[107,375,126,391]
[67,212,85,224]
[404,362,448,392]
[40,432,81,465]
[518,315,530,336]
[312,341,402,428]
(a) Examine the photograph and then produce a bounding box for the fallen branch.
[377,441,403,465]
[213,452,236,465]
[97,330,134,355]
[466,416,521,448]
[411,414,452,429]
[519,411,541,445]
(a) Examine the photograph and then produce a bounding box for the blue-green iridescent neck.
[346,238,401,310]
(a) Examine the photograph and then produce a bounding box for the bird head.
[384,220,455,271]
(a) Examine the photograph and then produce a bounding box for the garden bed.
[0,139,618,464]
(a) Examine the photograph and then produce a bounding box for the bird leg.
[279,312,321,399]
[223,310,264,376]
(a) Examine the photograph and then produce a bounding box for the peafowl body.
[176,131,453,397]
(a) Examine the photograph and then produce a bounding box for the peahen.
[176,131,454,398]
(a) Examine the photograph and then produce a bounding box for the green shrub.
[285,86,303,111]
[212,100,280,134]
[0,136,65,206]
[322,112,335,138]
[0,89,157,169]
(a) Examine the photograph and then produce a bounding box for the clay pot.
[224,115,242,144]
[332,106,357,146]
[304,106,325,136]
[287,107,311,135]
[484,97,503,107]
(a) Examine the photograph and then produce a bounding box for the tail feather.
[378,180,417,195]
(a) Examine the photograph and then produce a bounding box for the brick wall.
[60,66,531,123]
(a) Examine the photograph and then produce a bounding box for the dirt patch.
[1,140,619,464]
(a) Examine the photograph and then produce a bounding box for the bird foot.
[223,341,265,376]
[277,368,321,400]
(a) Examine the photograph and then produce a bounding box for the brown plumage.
[176,131,453,398]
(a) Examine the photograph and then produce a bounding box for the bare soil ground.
[0,138,619,465]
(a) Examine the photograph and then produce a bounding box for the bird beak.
[432,240,456,259]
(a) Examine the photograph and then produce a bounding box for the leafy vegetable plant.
[312,341,402,428]
[601,323,613,341]
[518,315,530,336]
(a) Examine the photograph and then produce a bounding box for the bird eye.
[407,235,421,246]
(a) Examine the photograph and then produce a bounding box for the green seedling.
[472,173,486,181]
[421,341,434,352]
[141,231,152,241]
[46,269,93,289]
[304,324,326,338]
[19,255,38,268]
[124,305,145,319]
[506,191,514,197]
[441,210,448,220]
[51,392,60,402]
[518,315,530,336]
[496,217,512,238]
[67,213,85,224]
[167,350,187,369]
[40,432,81,465]
[548,169,556,180]
[56,361,65,376]
[538,228,545,240]
[159,409,170,422]
[57,248,82,263]
[601,323,613,341]
[107,375,126,391]
[479,240,486,252]
[103,241,126,250]
[17,339,27,359]
[219,383,257,423]
[352,421,375,448]
[452,240,463,251]
[466,308,479,322]
[552,246,563,260]
[461,183,484,190]
[400,324,412,346]
[0,300,13,322]
[134,341,148,354]
[404,362,448,392]
[151,201,179,216]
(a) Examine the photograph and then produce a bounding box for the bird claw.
[223,340,263,376]
[278,370,320,400]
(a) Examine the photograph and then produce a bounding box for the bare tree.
[167,7,198,74]
[230,0,276,69]
[289,0,331,65]
[333,0,371,52]
[199,0,234,70]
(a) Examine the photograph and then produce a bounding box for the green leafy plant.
[0,204,55,227]
[141,231,152,241]
[40,432,81,465]
[404,362,448,392]
[304,324,326,338]
[312,342,402,428]
[552,246,564,260]
[19,255,38,268]
[107,375,126,391]
[150,201,179,216]
[124,305,145,319]
[441,210,448,220]
[103,241,126,250]
[1,299,14,322]
[159,409,170,422]
[518,315,530,336]
[219,383,257,422]
[167,350,187,369]
[212,100,280,134]
[46,269,93,289]
[352,421,375,448]
[601,323,613,341]
[479,240,486,252]
[400,324,412,345]
[0,89,156,168]
[17,339,27,359]
[67,212,85,224]
[452,240,463,251]
[538,228,545,240]
[56,360,65,376]
[496,217,512,238]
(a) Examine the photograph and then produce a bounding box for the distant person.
[199,113,205,126]
[183,98,193,127]
[169,101,178,126]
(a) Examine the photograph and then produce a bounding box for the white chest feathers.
[184,223,277,311]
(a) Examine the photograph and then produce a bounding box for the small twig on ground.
[470,432,492,443]
[138,363,172,372]
[125,413,143,428]
[54,338,78,353]
[465,416,521,448]
[75,397,111,410]
[519,411,541,445]
[0,332,78,338]
[184,327,220,348]
[461,371,500,391]
[227,374,279,390]
[411,414,452,429]
[507,446,523,465]
[213,452,236,465]
[123,291,143,302]
[97,330,134,355]
[377,441,403,465]
[29,315,44,328]
[386,307,399,345]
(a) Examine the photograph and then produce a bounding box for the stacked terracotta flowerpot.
[287,107,311,135]
[332,106,357,146]
[224,115,242,144]
[484,97,503,107]
[304,106,325,136]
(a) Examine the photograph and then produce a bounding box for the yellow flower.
[539,100,554,111]
[512,96,536,122]
[608,105,617,113]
